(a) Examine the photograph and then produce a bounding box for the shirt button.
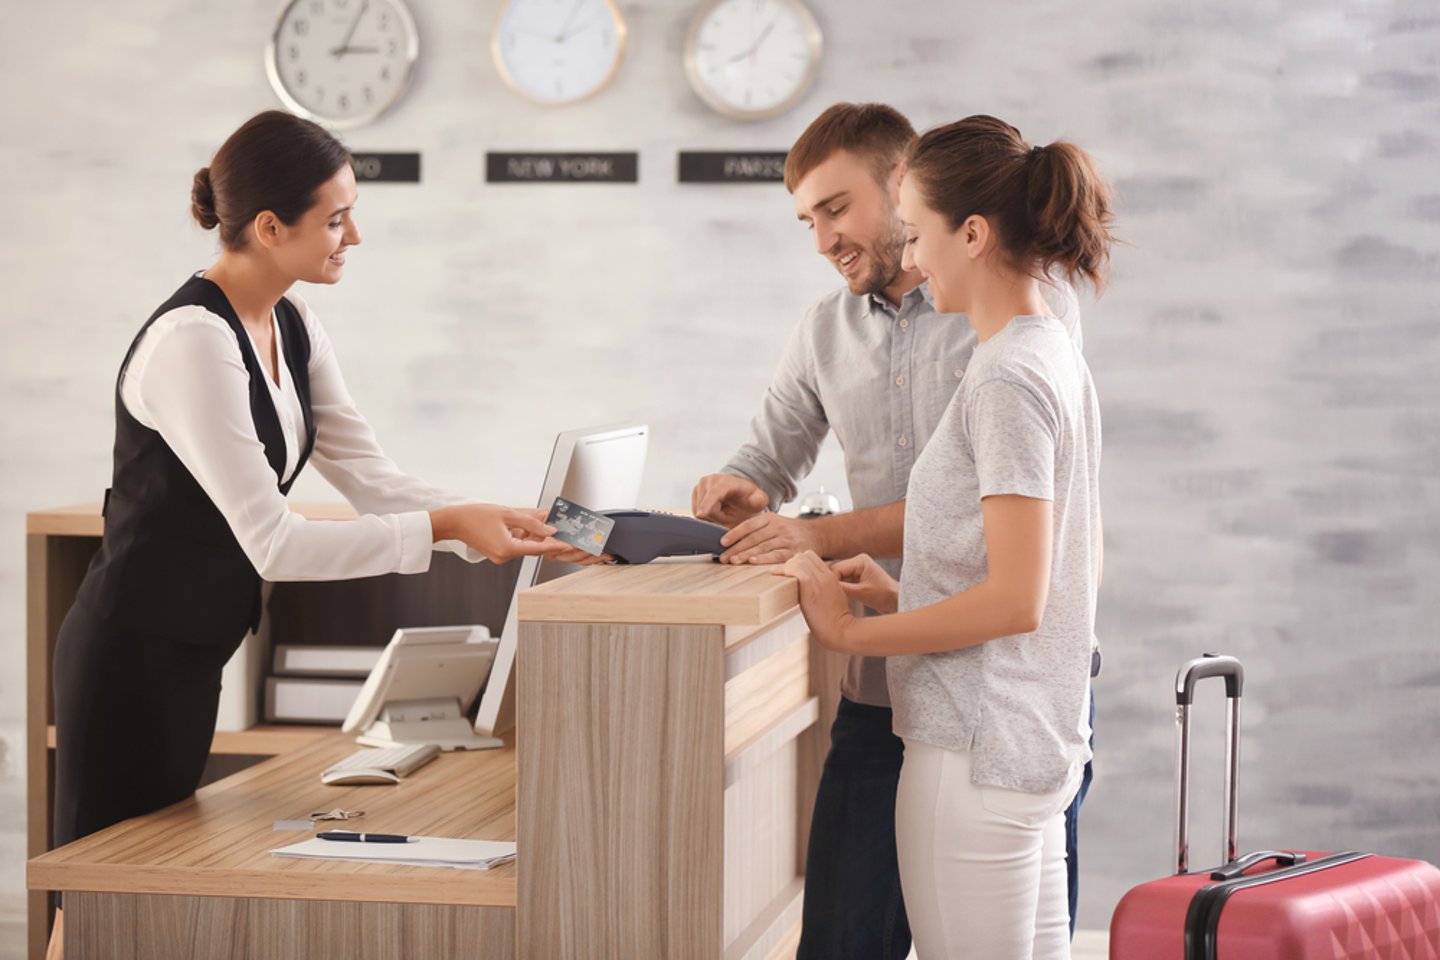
[895,376,906,386]
[898,436,909,448]
[954,368,965,379]
[899,318,909,329]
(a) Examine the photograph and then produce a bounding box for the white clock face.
[266,0,419,129]
[685,0,822,121]
[492,0,627,106]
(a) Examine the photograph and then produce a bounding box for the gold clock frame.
[490,0,629,107]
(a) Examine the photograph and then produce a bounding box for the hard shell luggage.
[1110,654,1440,959]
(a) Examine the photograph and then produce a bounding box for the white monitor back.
[472,423,647,737]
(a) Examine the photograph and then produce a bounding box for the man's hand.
[773,551,860,653]
[719,513,823,564]
[692,473,769,526]
[831,554,900,614]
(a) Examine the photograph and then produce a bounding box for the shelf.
[27,502,359,538]
[47,724,332,756]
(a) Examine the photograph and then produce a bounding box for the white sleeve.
[134,311,437,582]
[299,301,482,562]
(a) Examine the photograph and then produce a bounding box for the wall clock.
[684,0,822,121]
[492,0,628,106]
[266,0,420,129]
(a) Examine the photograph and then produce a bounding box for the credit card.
[545,497,616,557]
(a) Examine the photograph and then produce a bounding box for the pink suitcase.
[1110,654,1440,959]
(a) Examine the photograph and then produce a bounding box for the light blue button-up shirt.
[724,281,1080,706]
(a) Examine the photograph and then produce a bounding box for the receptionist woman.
[47,110,585,957]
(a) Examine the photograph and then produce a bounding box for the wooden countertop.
[28,733,517,908]
[518,559,799,626]
[27,503,358,537]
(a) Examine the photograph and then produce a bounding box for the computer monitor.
[472,422,648,738]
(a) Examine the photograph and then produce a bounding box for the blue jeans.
[1065,692,1097,936]
[798,696,1094,958]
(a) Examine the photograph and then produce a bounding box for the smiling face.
[263,163,362,285]
[792,149,908,299]
[898,173,979,315]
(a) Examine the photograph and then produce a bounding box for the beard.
[846,213,907,298]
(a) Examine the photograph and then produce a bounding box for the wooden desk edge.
[518,566,799,626]
[25,861,517,908]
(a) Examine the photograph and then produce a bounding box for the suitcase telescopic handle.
[1174,653,1245,875]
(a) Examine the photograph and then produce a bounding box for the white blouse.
[120,289,478,581]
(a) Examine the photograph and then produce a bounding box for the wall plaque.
[350,153,421,183]
[678,151,787,183]
[486,152,639,183]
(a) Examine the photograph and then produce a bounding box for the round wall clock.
[266,0,420,129]
[684,0,822,121]
[492,0,628,106]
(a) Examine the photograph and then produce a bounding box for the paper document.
[271,835,516,870]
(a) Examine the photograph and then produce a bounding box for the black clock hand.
[331,0,371,58]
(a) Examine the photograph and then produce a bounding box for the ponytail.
[1026,142,1113,293]
[906,116,1115,293]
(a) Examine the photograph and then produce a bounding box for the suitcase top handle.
[1175,654,1245,875]
[1175,654,1244,705]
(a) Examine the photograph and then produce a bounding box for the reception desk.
[518,560,841,959]
[27,506,845,959]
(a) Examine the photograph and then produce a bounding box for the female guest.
[48,110,587,957]
[779,115,1112,959]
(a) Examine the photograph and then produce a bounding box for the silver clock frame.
[684,0,823,122]
[265,0,420,130]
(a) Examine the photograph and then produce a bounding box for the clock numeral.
[296,69,307,86]
[380,65,391,81]
[288,43,300,61]
[338,92,351,112]
[293,18,309,36]
[387,38,398,56]
[362,85,374,103]
[315,86,326,102]
[378,12,390,30]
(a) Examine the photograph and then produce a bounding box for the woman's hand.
[774,551,860,653]
[830,554,900,614]
[430,504,607,565]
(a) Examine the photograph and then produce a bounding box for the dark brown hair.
[191,111,351,250]
[906,115,1114,292]
[784,103,917,193]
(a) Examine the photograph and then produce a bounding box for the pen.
[317,831,416,843]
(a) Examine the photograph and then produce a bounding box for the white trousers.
[896,740,1078,960]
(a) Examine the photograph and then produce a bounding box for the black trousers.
[52,597,241,849]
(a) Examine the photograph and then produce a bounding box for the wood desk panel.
[65,892,515,960]
[29,733,517,908]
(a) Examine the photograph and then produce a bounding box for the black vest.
[76,275,317,644]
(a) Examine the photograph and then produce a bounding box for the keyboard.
[324,742,441,778]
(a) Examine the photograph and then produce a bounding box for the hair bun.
[191,167,220,230]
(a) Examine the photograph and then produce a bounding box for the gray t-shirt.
[724,283,1081,708]
[890,314,1100,794]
